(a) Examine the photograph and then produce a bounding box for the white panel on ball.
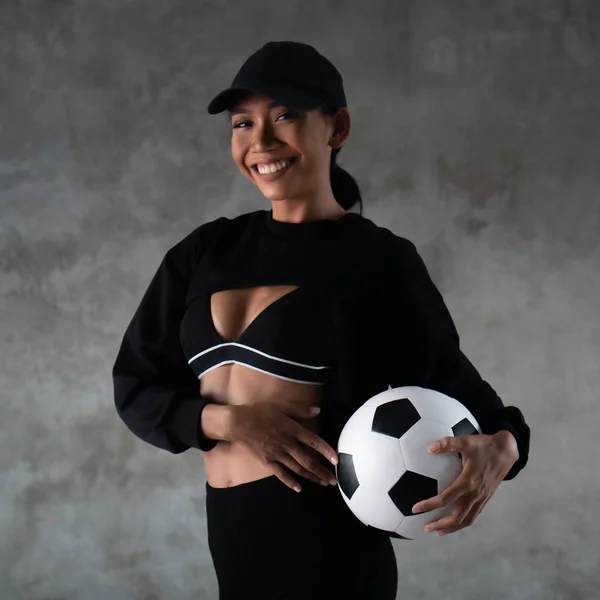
[400,420,461,491]
[338,405,406,491]
[337,405,376,454]
[355,436,406,492]
[400,386,482,433]
[349,483,405,532]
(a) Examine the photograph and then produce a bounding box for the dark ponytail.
[322,105,363,215]
[330,147,363,214]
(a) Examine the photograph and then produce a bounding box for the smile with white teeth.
[255,158,294,174]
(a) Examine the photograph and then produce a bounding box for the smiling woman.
[223,91,358,224]
[218,91,363,224]
[202,42,397,599]
[112,38,530,600]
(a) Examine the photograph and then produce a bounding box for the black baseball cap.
[207,41,347,115]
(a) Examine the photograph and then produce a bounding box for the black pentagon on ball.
[372,398,420,439]
[389,470,438,516]
[337,452,359,500]
[452,417,479,437]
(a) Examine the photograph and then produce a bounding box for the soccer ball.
[335,386,481,540]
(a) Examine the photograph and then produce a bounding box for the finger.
[429,435,468,455]
[277,435,337,484]
[268,462,303,492]
[277,452,332,487]
[284,403,322,420]
[436,495,488,535]
[287,442,338,485]
[295,426,339,466]
[412,470,473,513]
[424,495,477,532]
[424,503,464,533]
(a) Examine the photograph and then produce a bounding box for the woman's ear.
[330,108,351,149]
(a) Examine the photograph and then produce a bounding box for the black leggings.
[206,473,398,600]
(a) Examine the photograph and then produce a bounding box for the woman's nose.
[250,121,278,147]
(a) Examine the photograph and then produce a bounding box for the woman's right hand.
[227,403,339,492]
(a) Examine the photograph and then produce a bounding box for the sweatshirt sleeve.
[112,221,223,454]
[384,235,530,480]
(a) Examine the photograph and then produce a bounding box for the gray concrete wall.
[1,1,599,599]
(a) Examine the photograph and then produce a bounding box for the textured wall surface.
[1,1,599,599]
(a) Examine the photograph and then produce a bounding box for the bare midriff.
[199,285,324,489]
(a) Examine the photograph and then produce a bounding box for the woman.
[113,41,530,599]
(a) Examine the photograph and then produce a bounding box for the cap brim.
[207,83,324,115]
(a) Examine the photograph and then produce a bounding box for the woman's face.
[229,92,350,205]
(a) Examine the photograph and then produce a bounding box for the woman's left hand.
[411,430,519,536]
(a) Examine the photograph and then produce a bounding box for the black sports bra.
[179,285,334,385]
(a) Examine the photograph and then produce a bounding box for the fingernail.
[294,486,301,493]
[331,456,338,465]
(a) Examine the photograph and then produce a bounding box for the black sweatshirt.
[112,209,530,480]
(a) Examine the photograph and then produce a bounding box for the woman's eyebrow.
[230,100,284,116]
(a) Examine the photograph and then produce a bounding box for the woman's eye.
[232,113,292,129]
